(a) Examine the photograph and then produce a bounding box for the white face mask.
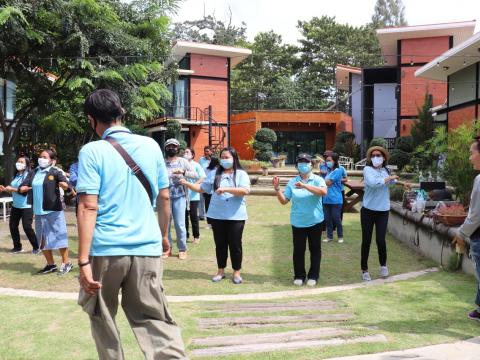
[16,163,26,171]
[371,156,384,168]
[183,154,192,160]
[38,158,50,169]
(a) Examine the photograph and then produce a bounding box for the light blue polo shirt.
[324,168,344,205]
[32,168,53,216]
[200,169,250,220]
[11,173,30,209]
[76,126,169,256]
[199,156,210,170]
[363,166,390,211]
[284,174,326,228]
[188,161,206,201]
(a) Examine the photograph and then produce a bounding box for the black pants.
[360,207,389,271]
[209,218,245,271]
[10,207,38,250]
[204,194,212,224]
[185,200,200,239]
[292,222,322,281]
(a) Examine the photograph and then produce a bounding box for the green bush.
[254,128,277,144]
[253,140,272,153]
[166,119,181,139]
[335,131,355,144]
[390,149,411,170]
[332,142,345,155]
[395,136,414,152]
[369,137,388,149]
[256,150,273,162]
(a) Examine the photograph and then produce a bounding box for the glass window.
[274,131,325,164]
[172,79,188,119]
[6,80,16,120]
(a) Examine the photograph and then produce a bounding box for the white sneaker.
[293,279,304,286]
[323,238,333,243]
[338,238,344,243]
[380,266,389,278]
[306,279,317,287]
[362,271,371,281]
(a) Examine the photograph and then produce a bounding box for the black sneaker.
[57,262,73,276]
[10,248,24,254]
[37,264,57,274]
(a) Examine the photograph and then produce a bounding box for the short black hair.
[42,149,57,161]
[84,89,124,124]
[204,145,213,151]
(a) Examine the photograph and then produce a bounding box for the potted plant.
[433,203,467,227]
[278,153,287,167]
[261,164,269,176]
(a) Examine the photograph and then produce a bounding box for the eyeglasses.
[371,154,383,158]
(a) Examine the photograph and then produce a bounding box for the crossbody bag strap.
[104,136,154,205]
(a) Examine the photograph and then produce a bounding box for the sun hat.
[366,146,390,162]
[165,138,180,148]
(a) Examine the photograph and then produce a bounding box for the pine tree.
[371,0,407,28]
[411,94,435,148]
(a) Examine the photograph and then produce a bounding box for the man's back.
[77,126,169,256]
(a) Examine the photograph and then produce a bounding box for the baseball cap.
[296,153,312,162]
[165,138,180,148]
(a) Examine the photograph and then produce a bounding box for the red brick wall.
[190,78,228,123]
[190,54,228,78]
[400,119,416,136]
[189,125,210,160]
[448,105,477,130]
[401,36,450,64]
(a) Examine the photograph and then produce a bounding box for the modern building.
[230,110,353,164]
[145,41,251,156]
[337,21,476,150]
[415,30,480,128]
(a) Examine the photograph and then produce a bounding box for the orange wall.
[230,120,259,160]
[401,36,450,64]
[448,105,477,130]
[401,66,447,117]
[190,78,228,123]
[189,125,210,159]
[400,119,416,136]
[190,54,228,78]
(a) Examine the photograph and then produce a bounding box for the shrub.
[390,149,410,170]
[253,140,272,153]
[253,128,276,162]
[254,128,277,144]
[369,137,388,148]
[332,142,345,155]
[166,119,181,139]
[395,136,414,152]
[256,150,273,162]
[335,131,355,144]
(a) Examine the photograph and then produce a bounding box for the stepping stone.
[191,327,353,347]
[205,300,338,313]
[198,313,354,329]
[191,334,388,357]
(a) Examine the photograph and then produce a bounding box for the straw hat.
[366,146,390,162]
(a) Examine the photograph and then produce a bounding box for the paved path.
[0,267,438,303]
[326,336,480,360]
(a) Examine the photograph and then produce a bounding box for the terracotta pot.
[434,214,467,227]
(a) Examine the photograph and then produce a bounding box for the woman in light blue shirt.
[181,147,250,284]
[0,156,39,254]
[323,153,344,243]
[272,153,327,287]
[361,146,398,282]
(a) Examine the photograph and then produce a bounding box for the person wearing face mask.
[181,147,250,284]
[272,153,327,286]
[164,139,196,260]
[0,156,39,254]
[323,153,345,243]
[19,149,73,275]
[183,147,206,244]
[361,146,399,281]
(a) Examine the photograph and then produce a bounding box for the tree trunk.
[3,144,14,183]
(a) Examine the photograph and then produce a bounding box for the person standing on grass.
[360,146,398,282]
[183,147,206,244]
[181,147,250,284]
[164,138,196,260]
[0,156,39,254]
[76,89,187,360]
[19,149,73,275]
[452,136,480,322]
[323,153,345,244]
[203,156,220,230]
[272,153,327,287]
[198,145,213,220]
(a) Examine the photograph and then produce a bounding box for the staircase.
[202,105,226,152]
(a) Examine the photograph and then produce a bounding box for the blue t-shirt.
[324,168,344,205]
[32,168,53,216]
[76,126,170,256]
[199,156,210,170]
[188,161,206,201]
[284,174,326,228]
[362,166,391,211]
[11,173,30,209]
[200,169,250,220]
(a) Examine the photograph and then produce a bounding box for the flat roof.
[172,40,252,68]
[336,64,361,90]
[415,30,480,81]
[376,20,476,65]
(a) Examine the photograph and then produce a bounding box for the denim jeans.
[470,239,480,307]
[168,196,187,252]
[324,204,343,239]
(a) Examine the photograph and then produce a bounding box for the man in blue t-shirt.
[76,89,186,359]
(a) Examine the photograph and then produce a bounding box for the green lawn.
[0,271,478,359]
[0,196,434,295]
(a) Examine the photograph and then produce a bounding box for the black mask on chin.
[166,148,178,157]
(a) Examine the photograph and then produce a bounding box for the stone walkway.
[0,267,438,302]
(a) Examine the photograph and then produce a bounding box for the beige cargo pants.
[78,256,187,360]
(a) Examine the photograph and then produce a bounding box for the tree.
[0,0,179,178]
[371,0,407,28]
[411,94,434,148]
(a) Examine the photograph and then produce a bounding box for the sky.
[173,0,480,44]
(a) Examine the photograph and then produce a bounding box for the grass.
[0,196,433,295]
[0,271,478,359]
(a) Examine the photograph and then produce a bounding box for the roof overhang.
[172,40,252,68]
[177,69,194,76]
[335,64,361,91]
[377,20,476,65]
[415,30,480,81]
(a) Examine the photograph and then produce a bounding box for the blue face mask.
[326,161,334,169]
[297,163,312,174]
[220,159,234,169]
